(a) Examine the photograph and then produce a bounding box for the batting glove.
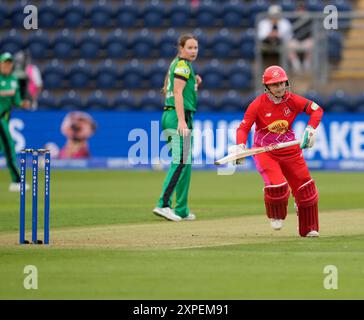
[300,126,316,149]
[228,143,246,165]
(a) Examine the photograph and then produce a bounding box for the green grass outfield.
[0,170,364,299]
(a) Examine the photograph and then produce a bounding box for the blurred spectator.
[257,5,293,52]
[287,2,314,73]
[13,51,43,110]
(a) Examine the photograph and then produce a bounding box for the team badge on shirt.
[268,120,289,134]
[283,107,291,117]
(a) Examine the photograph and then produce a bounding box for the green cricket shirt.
[164,57,197,112]
[0,73,22,118]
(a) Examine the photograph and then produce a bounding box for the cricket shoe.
[270,219,283,230]
[306,230,319,237]
[182,212,196,221]
[9,182,30,192]
[153,207,182,222]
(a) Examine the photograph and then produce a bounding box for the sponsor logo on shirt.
[268,120,289,134]
[265,113,272,117]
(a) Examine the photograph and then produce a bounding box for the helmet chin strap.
[265,82,290,100]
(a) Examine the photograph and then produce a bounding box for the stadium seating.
[194,1,219,28]
[104,29,128,59]
[221,0,245,28]
[132,29,156,58]
[39,0,60,29]
[325,90,353,113]
[191,28,207,58]
[89,0,113,28]
[158,29,180,58]
[115,0,138,28]
[53,29,76,59]
[9,2,27,28]
[63,0,86,28]
[210,29,234,59]
[237,29,256,60]
[27,30,50,59]
[95,59,119,89]
[113,90,136,111]
[169,0,192,27]
[147,59,168,89]
[228,60,253,90]
[200,59,224,89]
[305,0,324,12]
[139,90,163,111]
[304,90,326,109]
[87,90,109,110]
[78,29,102,59]
[38,90,57,110]
[59,90,84,110]
[42,59,66,89]
[198,90,217,112]
[121,59,145,89]
[0,29,23,54]
[219,90,243,112]
[142,0,165,28]
[354,92,364,113]
[0,3,7,27]
[248,0,270,27]
[68,59,93,88]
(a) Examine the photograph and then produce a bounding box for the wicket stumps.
[20,148,51,245]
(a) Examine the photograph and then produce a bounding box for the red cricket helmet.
[262,65,288,85]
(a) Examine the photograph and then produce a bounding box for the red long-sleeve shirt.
[236,92,323,148]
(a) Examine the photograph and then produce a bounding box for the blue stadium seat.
[147,59,168,89]
[59,90,84,110]
[280,0,297,12]
[38,90,57,110]
[304,90,325,109]
[192,28,207,58]
[228,60,253,90]
[104,29,128,59]
[132,29,155,58]
[78,29,102,59]
[95,59,119,89]
[113,90,136,111]
[142,0,165,27]
[53,29,76,59]
[169,0,192,27]
[305,0,324,12]
[0,29,23,54]
[194,0,219,28]
[327,31,343,62]
[139,90,163,111]
[158,28,180,58]
[247,0,270,27]
[198,90,217,112]
[27,30,50,59]
[200,59,224,89]
[220,90,243,112]
[115,0,138,28]
[39,0,60,28]
[332,0,352,28]
[63,0,86,28]
[237,29,256,60]
[353,92,364,113]
[42,59,65,89]
[0,4,7,27]
[9,2,27,28]
[244,91,260,108]
[121,59,144,89]
[89,0,113,28]
[86,90,109,110]
[210,28,234,58]
[326,90,353,113]
[221,0,245,28]
[68,59,93,88]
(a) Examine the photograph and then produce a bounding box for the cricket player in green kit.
[153,34,201,221]
[0,52,30,192]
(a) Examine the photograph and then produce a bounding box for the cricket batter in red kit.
[232,65,323,237]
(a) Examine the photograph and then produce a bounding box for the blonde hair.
[161,34,198,96]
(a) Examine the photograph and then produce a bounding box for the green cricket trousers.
[157,108,194,218]
[0,115,21,183]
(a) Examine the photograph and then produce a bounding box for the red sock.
[264,182,290,220]
[296,179,319,237]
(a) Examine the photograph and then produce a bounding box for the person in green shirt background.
[0,52,30,192]
[153,34,202,221]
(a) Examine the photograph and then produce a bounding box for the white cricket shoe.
[306,230,319,237]
[9,182,30,192]
[153,207,182,222]
[182,213,196,221]
[271,219,283,230]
